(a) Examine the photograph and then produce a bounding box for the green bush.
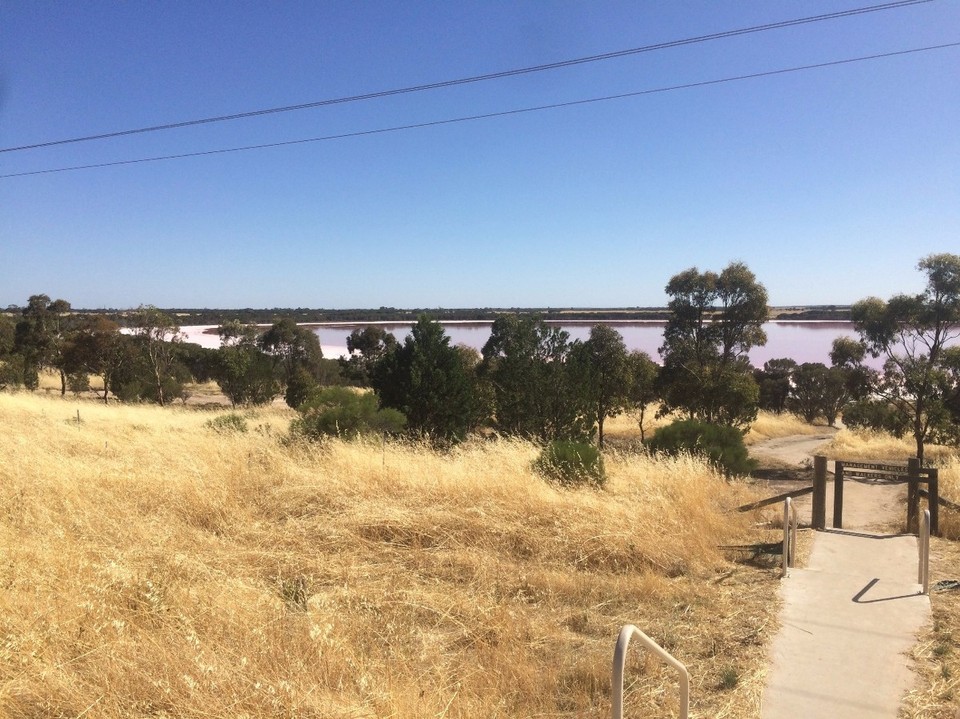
[205,412,249,433]
[67,371,90,396]
[292,386,406,440]
[647,419,755,476]
[533,440,606,488]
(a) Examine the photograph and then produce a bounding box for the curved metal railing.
[611,624,689,719]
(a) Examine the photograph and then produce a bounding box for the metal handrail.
[918,508,930,595]
[612,624,689,719]
[782,497,798,577]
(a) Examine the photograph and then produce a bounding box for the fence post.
[833,460,844,529]
[907,458,920,534]
[812,455,827,530]
[929,468,939,536]
[919,509,930,595]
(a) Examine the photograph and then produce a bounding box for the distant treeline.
[1,305,853,326]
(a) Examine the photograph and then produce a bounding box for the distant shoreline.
[197,317,857,336]
[67,304,850,328]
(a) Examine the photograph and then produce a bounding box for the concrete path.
[761,529,930,717]
[753,435,932,717]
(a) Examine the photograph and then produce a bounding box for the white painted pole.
[612,624,689,719]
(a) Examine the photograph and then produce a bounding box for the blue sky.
[1,1,958,310]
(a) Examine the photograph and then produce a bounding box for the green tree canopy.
[786,362,851,426]
[13,294,74,391]
[214,322,281,407]
[626,350,660,441]
[846,253,960,462]
[259,318,324,407]
[372,316,483,443]
[570,325,631,448]
[339,325,398,386]
[479,314,591,441]
[130,305,187,406]
[658,262,768,428]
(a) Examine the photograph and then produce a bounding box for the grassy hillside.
[0,393,782,718]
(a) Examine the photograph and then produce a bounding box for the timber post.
[812,455,827,530]
[833,460,844,529]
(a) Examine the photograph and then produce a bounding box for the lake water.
[181,320,867,367]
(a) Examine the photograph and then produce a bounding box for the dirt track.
[750,430,908,532]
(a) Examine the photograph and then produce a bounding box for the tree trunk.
[154,366,165,407]
[60,369,66,396]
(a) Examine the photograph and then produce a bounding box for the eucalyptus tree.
[845,253,960,462]
[13,294,73,391]
[64,314,124,402]
[571,325,631,448]
[658,262,768,428]
[214,321,280,406]
[786,363,851,426]
[131,305,185,406]
[479,314,591,441]
[626,350,660,441]
[259,318,324,407]
[340,325,398,386]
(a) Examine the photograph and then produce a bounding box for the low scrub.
[205,412,249,433]
[291,385,406,440]
[648,419,756,476]
[533,440,606,488]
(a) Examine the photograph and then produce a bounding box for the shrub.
[647,419,755,476]
[67,371,90,396]
[292,386,406,440]
[284,366,316,409]
[205,412,249,433]
[0,356,28,390]
[533,440,606,488]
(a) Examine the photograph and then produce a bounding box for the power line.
[0,0,935,155]
[3,42,955,180]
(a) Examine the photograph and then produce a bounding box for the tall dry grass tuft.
[743,412,828,445]
[822,428,957,465]
[901,535,960,718]
[933,456,960,541]
[1,393,778,718]
[605,408,826,448]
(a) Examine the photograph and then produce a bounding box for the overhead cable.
[0,0,934,154]
[3,41,956,179]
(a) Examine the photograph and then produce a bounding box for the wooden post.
[812,455,827,530]
[929,468,939,536]
[833,460,844,529]
[907,458,920,534]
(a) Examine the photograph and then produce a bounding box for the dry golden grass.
[901,535,960,719]
[743,412,828,446]
[604,408,824,448]
[821,429,957,465]
[602,407,673,445]
[0,393,783,719]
